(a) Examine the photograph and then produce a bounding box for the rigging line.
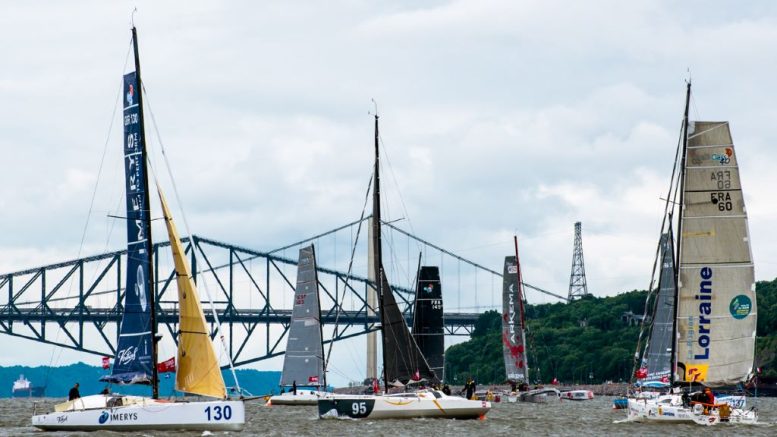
[377,133,422,254]
[631,113,685,383]
[45,37,134,383]
[324,173,373,371]
[142,86,242,395]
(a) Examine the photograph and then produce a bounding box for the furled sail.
[102,71,154,385]
[411,266,445,380]
[280,245,325,387]
[502,256,527,381]
[675,121,757,386]
[158,189,226,399]
[644,231,675,382]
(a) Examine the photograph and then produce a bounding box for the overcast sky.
[2,1,777,383]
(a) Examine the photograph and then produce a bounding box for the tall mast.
[131,26,158,399]
[514,236,528,382]
[371,113,388,392]
[670,81,691,385]
[313,245,327,388]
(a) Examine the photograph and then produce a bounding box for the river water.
[2,396,775,436]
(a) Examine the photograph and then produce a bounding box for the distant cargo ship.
[12,374,45,397]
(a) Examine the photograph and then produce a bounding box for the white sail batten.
[675,121,757,387]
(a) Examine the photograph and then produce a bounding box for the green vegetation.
[445,279,777,384]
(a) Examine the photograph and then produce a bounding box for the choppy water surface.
[2,396,775,436]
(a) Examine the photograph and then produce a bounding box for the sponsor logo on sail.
[729,295,752,319]
[685,364,709,382]
[711,148,733,165]
[116,346,138,365]
[135,266,147,312]
[423,283,433,294]
[694,267,713,360]
[126,83,134,106]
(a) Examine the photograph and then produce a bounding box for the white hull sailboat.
[318,113,490,420]
[626,82,758,426]
[560,390,594,401]
[319,390,490,420]
[32,395,244,431]
[32,25,244,432]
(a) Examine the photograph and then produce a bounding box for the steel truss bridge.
[0,219,566,368]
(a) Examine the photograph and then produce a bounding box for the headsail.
[644,231,675,383]
[502,256,527,382]
[101,69,154,385]
[675,121,757,386]
[411,266,445,380]
[280,245,326,388]
[158,189,226,399]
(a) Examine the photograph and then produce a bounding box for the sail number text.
[710,170,731,190]
[204,405,232,421]
[352,402,367,415]
[710,192,733,211]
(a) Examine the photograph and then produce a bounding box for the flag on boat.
[157,357,176,373]
[101,356,111,369]
[309,376,319,384]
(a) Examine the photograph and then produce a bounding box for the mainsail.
[411,266,445,380]
[371,114,436,385]
[280,245,326,387]
[644,231,675,382]
[502,255,527,382]
[675,121,757,386]
[102,68,155,385]
[158,189,227,399]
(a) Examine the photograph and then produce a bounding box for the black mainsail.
[280,245,326,388]
[411,266,445,380]
[372,114,437,386]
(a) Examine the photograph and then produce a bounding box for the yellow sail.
[158,188,227,399]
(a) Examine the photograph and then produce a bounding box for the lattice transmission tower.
[568,221,589,300]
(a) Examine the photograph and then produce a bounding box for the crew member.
[292,380,297,395]
[68,383,81,401]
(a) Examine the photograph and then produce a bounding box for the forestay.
[675,121,757,386]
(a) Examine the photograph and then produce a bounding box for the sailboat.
[317,114,491,419]
[503,237,560,404]
[31,26,244,431]
[269,244,328,406]
[626,82,757,426]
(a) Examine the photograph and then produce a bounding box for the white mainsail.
[675,121,757,387]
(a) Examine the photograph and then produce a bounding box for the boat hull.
[561,390,594,401]
[318,391,490,419]
[12,386,46,398]
[31,395,244,431]
[627,396,757,426]
[269,390,324,406]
